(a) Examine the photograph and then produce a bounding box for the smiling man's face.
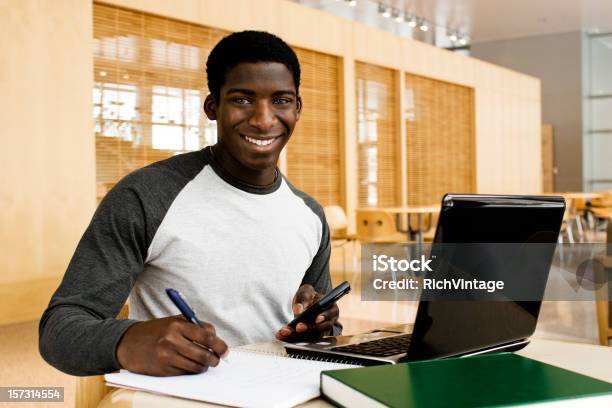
[205,62,301,178]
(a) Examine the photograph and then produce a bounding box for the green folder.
[321,353,612,407]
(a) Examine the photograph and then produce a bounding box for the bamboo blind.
[355,62,400,207]
[93,3,227,197]
[405,74,475,205]
[286,48,342,208]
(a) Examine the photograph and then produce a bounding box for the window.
[151,86,214,151]
[93,3,228,198]
[94,82,138,141]
[356,62,400,208]
[586,34,612,191]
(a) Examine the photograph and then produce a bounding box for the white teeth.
[244,135,275,146]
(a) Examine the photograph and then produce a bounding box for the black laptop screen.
[405,194,565,361]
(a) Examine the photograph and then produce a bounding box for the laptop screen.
[405,194,565,361]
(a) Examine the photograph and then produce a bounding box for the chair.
[595,221,612,346]
[324,206,357,281]
[558,198,575,244]
[589,192,612,232]
[574,196,587,224]
[355,210,410,307]
[355,209,408,243]
[75,304,129,408]
[591,191,612,208]
[419,212,439,243]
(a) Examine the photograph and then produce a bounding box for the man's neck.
[210,145,277,186]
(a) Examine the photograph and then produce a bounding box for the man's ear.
[203,94,217,120]
[296,95,302,121]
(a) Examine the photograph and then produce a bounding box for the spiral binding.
[233,347,286,356]
[233,347,358,366]
[286,353,355,365]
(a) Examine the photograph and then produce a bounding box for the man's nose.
[248,100,277,132]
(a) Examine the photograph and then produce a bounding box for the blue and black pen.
[165,288,228,362]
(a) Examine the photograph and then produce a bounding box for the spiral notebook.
[105,346,358,408]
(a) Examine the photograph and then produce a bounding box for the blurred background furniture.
[374,205,440,245]
[355,209,409,244]
[595,221,612,346]
[555,192,611,242]
[558,197,577,243]
[324,206,357,280]
[589,192,612,233]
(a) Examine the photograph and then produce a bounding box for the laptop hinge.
[459,338,531,358]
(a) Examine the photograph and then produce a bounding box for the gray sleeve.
[38,180,146,376]
[301,210,343,336]
[287,186,342,336]
[39,152,206,376]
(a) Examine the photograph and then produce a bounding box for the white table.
[98,338,611,408]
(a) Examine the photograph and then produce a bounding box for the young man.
[39,31,341,377]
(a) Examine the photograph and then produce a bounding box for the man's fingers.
[293,293,321,316]
[314,320,333,333]
[175,337,220,368]
[280,287,341,343]
[161,366,186,376]
[293,284,317,315]
[276,326,310,342]
[293,303,305,315]
[298,317,333,334]
[171,354,208,375]
[181,321,229,359]
[315,304,339,333]
[294,284,316,304]
[276,325,296,341]
[317,304,339,323]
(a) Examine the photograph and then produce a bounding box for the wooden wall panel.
[405,74,475,205]
[542,124,555,193]
[0,278,64,325]
[1,0,94,282]
[1,0,94,323]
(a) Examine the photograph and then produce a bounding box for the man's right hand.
[116,315,229,376]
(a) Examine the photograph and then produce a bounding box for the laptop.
[284,194,565,365]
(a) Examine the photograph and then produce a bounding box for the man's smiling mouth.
[241,134,281,147]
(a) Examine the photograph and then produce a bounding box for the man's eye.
[273,98,292,104]
[233,98,250,104]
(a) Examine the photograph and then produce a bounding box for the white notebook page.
[105,349,356,408]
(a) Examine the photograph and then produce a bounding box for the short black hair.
[206,30,301,103]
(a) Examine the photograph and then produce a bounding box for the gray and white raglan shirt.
[39,146,340,376]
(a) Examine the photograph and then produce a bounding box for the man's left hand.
[275,284,339,342]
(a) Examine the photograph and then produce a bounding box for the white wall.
[472,32,583,192]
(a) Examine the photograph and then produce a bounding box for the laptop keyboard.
[330,334,411,357]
